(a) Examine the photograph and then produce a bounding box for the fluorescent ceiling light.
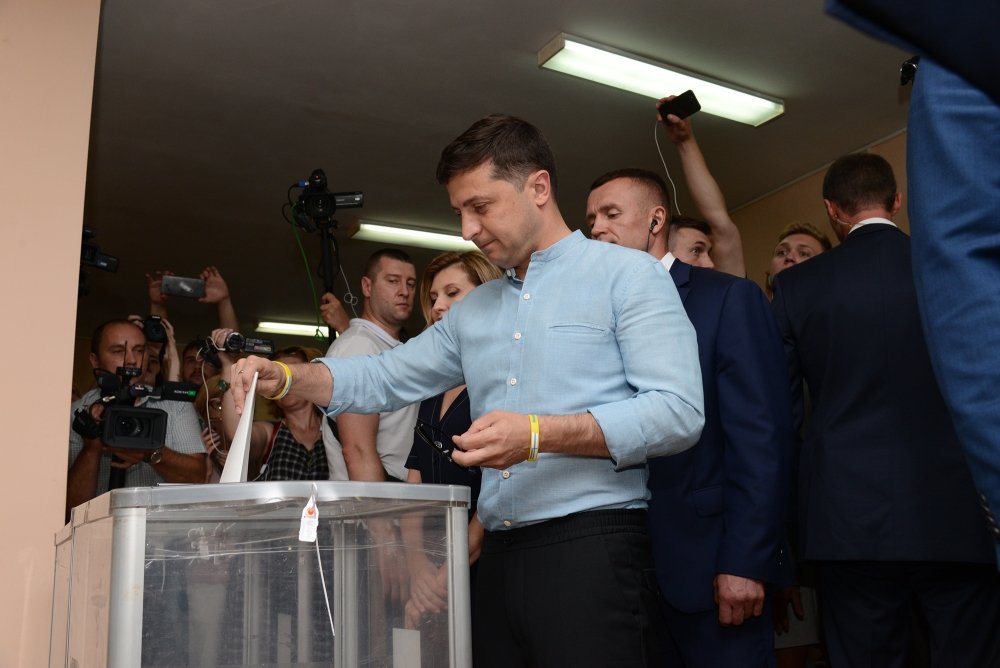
[257,321,330,337]
[354,221,477,252]
[538,33,784,127]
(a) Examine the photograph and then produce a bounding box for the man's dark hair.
[589,168,672,214]
[822,153,897,216]
[364,248,414,280]
[436,114,558,197]
[669,215,711,237]
[182,339,202,356]
[90,319,143,355]
[778,222,833,251]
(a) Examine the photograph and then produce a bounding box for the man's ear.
[823,198,838,221]
[528,170,553,206]
[89,352,99,369]
[890,192,902,216]
[360,275,372,298]
[651,206,668,234]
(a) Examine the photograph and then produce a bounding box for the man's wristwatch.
[147,448,164,465]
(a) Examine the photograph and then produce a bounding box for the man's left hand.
[713,573,765,626]
[452,410,530,469]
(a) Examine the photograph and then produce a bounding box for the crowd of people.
[69,98,999,666]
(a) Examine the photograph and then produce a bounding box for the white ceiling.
[78,0,911,344]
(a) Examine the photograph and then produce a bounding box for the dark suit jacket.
[826,0,1000,105]
[647,260,793,613]
[771,223,994,563]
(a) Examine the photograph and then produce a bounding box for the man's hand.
[772,585,805,634]
[407,554,449,617]
[657,95,694,145]
[320,292,350,335]
[199,266,230,304]
[713,573,765,626]
[229,355,286,413]
[146,270,173,306]
[452,410,531,469]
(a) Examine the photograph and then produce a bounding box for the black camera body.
[293,168,363,230]
[199,332,274,368]
[143,314,168,344]
[72,366,168,450]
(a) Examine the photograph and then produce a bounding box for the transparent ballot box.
[51,482,472,668]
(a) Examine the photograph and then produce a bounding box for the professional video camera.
[198,331,275,369]
[71,342,199,450]
[79,227,120,297]
[72,366,167,450]
[291,168,363,231]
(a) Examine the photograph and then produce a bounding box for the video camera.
[292,169,363,231]
[198,331,274,369]
[71,363,198,450]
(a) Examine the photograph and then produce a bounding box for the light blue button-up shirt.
[318,231,704,530]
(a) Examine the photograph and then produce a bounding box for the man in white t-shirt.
[324,249,419,481]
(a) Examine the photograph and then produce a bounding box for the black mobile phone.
[160,275,206,299]
[414,420,477,472]
[658,90,701,120]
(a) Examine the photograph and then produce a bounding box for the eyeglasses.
[413,419,471,471]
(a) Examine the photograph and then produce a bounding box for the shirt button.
[503,520,512,527]
[509,377,517,386]
[502,470,510,479]
[523,293,531,300]
[513,332,522,340]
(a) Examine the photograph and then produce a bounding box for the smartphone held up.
[658,90,701,121]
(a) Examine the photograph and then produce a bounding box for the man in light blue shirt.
[231,114,704,667]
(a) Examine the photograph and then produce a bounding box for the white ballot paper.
[220,371,257,483]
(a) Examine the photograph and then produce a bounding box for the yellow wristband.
[264,361,293,400]
[527,414,540,462]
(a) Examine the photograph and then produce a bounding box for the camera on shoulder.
[71,365,172,450]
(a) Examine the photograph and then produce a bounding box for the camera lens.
[144,317,167,344]
[114,415,145,438]
[224,332,246,353]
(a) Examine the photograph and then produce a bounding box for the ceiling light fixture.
[257,321,329,337]
[537,33,784,127]
[353,221,477,252]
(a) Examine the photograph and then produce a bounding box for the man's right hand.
[146,270,173,306]
[229,355,286,414]
[657,96,694,145]
[320,292,350,335]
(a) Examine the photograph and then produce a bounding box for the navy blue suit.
[827,0,1000,569]
[771,223,1000,666]
[647,260,793,667]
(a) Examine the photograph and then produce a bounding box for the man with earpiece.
[587,167,793,668]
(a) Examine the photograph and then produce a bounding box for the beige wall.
[733,131,909,288]
[0,0,101,665]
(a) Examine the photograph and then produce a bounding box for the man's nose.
[461,215,480,241]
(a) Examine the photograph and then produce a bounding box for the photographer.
[67,319,206,518]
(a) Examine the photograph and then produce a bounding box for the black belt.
[483,509,647,551]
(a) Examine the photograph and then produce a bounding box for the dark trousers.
[473,510,665,668]
[660,594,775,667]
[818,560,1000,668]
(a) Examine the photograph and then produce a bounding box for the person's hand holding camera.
[209,328,238,369]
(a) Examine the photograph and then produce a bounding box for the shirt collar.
[505,230,584,283]
[848,217,897,235]
[348,318,402,347]
[659,251,676,271]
